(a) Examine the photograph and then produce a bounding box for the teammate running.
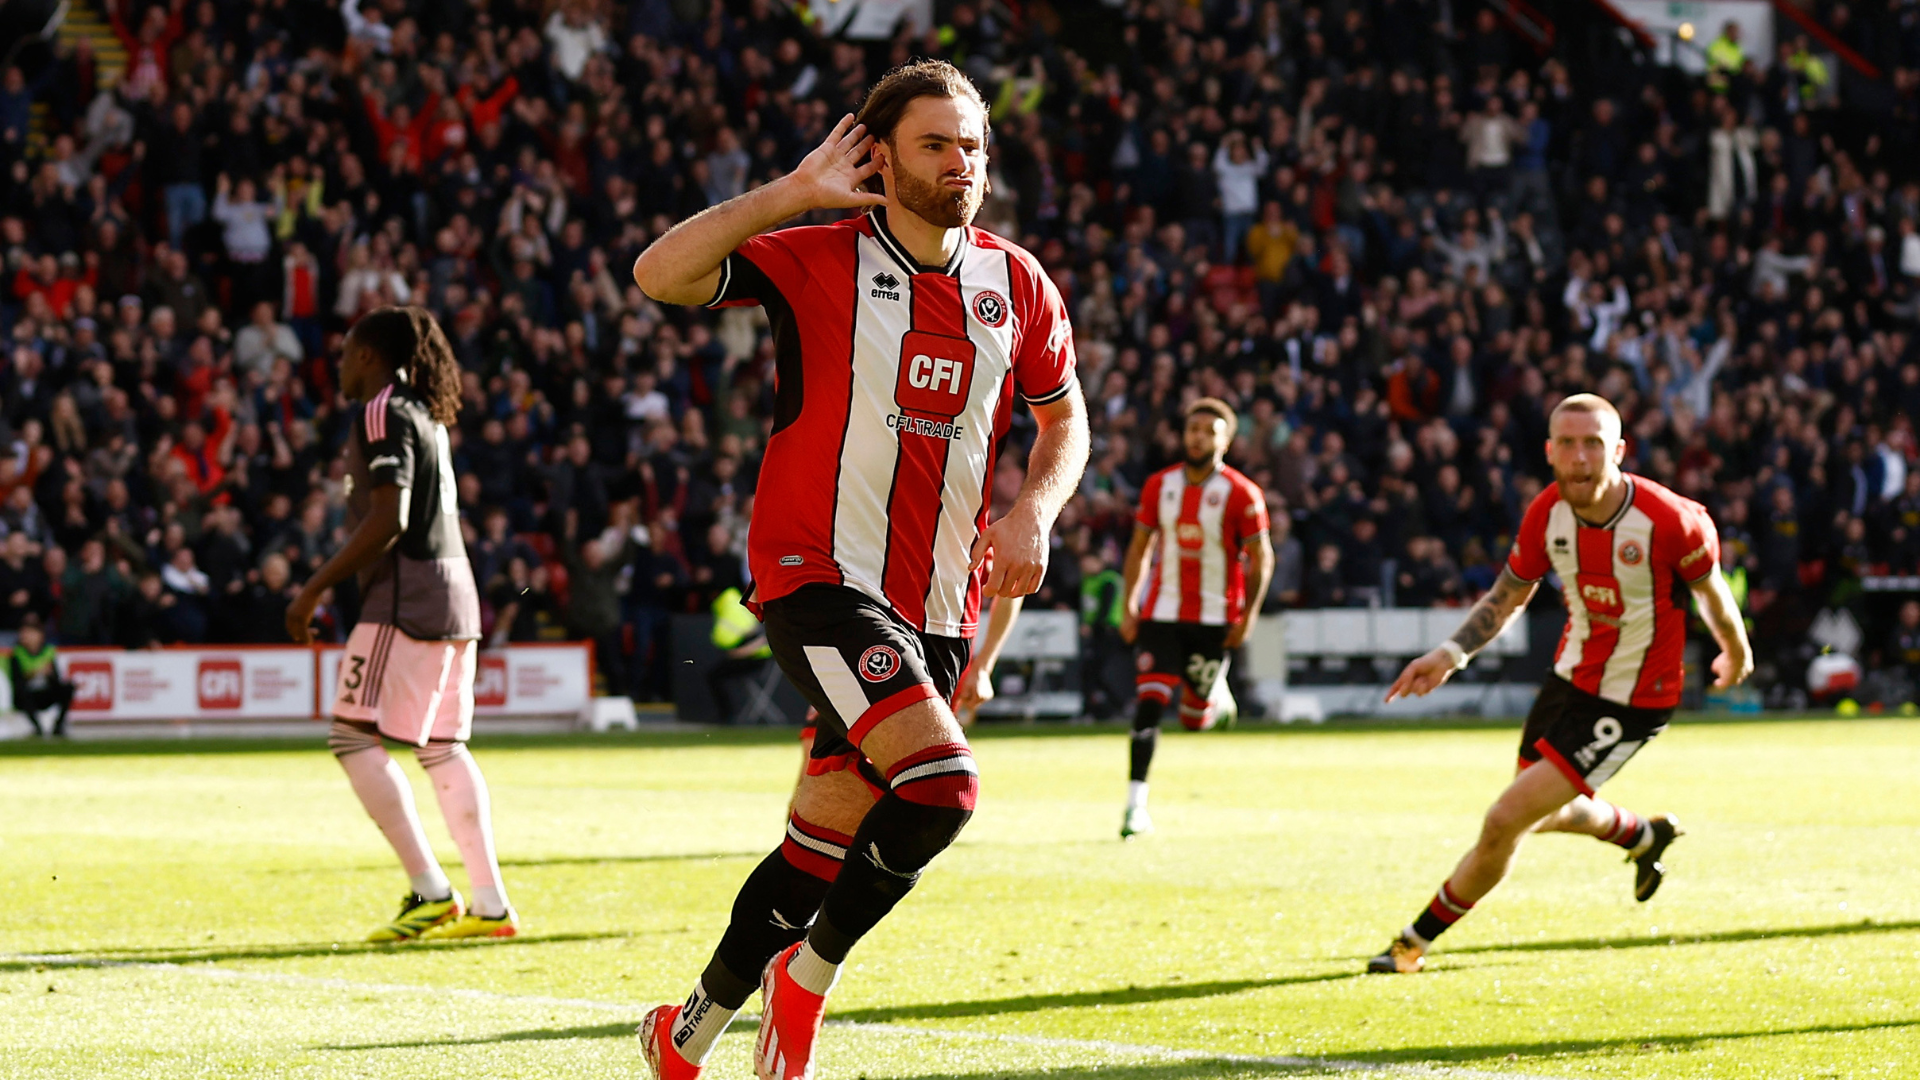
[629,61,1088,1080]
[286,306,517,942]
[1116,398,1274,838]
[1367,393,1751,973]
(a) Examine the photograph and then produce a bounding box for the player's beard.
[1185,447,1217,469]
[1554,468,1605,510]
[893,157,983,230]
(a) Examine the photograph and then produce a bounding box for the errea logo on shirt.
[870,272,901,301]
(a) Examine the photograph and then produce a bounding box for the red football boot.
[637,1003,703,1080]
[754,943,830,1080]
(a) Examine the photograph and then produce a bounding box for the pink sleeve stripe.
[365,385,393,442]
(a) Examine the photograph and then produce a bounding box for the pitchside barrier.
[1249,608,1537,720]
[0,643,592,732]
[666,607,1537,725]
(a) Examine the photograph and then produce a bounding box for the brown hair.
[854,60,989,194]
[1187,397,1239,431]
[350,306,463,426]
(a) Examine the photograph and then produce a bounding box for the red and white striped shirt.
[1136,464,1269,626]
[710,210,1075,637]
[1508,475,1719,709]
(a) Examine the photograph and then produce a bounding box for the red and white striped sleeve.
[1231,473,1270,544]
[1660,497,1721,584]
[1135,470,1164,531]
[1010,254,1076,406]
[705,226,834,310]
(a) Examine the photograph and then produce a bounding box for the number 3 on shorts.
[344,655,365,691]
[1185,654,1221,691]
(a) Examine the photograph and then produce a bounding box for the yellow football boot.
[423,907,519,940]
[368,890,465,942]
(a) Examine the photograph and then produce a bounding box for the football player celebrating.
[1116,398,1273,838]
[1367,394,1751,973]
[287,307,516,942]
[629,61,1087,1080]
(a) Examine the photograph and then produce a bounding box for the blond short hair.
[1549,392,1622,435]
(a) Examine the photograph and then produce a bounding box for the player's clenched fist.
[789,114,889,213]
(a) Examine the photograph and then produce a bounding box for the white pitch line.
[7,953,1566,1079]
[10,952,647,1014]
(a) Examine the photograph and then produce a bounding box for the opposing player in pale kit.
[630,60,1088,1080]
[287,306,517,942]
[1117,398,1273,838]
[1367,394,1751,973]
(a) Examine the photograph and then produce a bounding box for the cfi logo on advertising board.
[69,660,115,711]
[197,659,244,710]
[474,654,510,708]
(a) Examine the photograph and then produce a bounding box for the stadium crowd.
[1,0,1918,707]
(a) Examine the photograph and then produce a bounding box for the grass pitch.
[1,718,1916,1079]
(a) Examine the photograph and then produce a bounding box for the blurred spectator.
[490,558,563,646]
[7,615,72,736]
[0,531,50,642]
[239,552,298,644]
[626,521,688,702]
[562,510,631,696]
[160,544,211,643]
[234,302,304,382]
[120,570,174,649]
[58,539,125,646]
[705,585,770,720]
[1303,545,1348,609]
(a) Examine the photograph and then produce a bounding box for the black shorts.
[1519,675,1673,796]
[1134,620,1229,699]
[763,584,970,764]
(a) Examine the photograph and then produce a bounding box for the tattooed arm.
[1385,567,1539,702]
[1448,567,1539,654]
[1688,566,1753,689]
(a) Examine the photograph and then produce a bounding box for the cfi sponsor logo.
[197,659,244,709]
[858,644,901,683]
[69,660,115,710]
[1581,582,1621,610]
[474,654,509,708]
[972,288,1008,327]
[894,330,977,419]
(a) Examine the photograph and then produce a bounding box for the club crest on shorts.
[1137,652,1154,671]
[1618,541,1644,566]
[972,289,1008,328]
[858,644,901,683]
